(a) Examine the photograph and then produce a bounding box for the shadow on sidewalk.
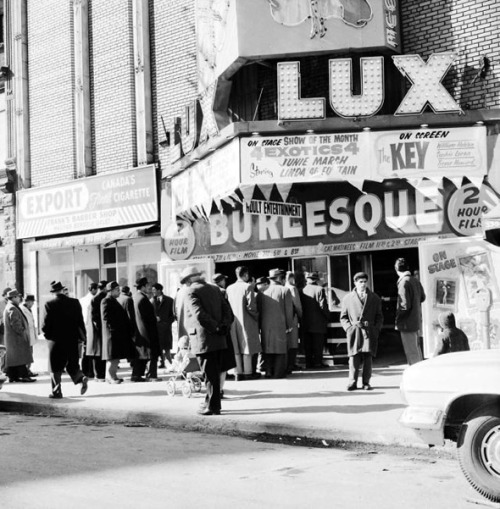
[224,402,405,415]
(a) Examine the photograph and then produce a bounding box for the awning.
[25,224,157,251]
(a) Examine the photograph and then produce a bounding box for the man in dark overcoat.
[151,283,175,367]
[183,266,232,416]
[87,280,108,381]
[42,281,88,398]
[101,281,135,383]
[340,272,383,391]
[300,271,330,369]
[132,277,157,382]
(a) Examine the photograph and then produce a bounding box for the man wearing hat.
[132,277,159,381]
[79,282,98,378]
[175,266,202,341]
[42,281,88,397]
[2,289,34,383]
[87,281,108,381]
[259,268,294,379]
[21,294,38,377]
[226,266,261,381]
[101,281,136,383]
[301,271,330,369]
[183,266,233,415]
[340,272,383,391]
[151,282,175,368]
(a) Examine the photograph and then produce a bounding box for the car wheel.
[457,412,500,503]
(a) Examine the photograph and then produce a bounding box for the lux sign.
[278,52,462,120]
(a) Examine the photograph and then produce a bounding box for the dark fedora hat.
[50,281,64,293]
[7,289,20,299]
[256,277,270,285]
[106,281,120,292]
[135,277,149,288]
[212,273,228,284]
[305,271,319,280]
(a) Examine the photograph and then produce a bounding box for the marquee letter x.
[393,52,462,115]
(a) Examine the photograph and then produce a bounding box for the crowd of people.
[0,256,470,414]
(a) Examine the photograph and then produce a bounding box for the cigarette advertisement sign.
[241,133,369,185]
[373,126,487,180]
[186,179,500,262]
[17,166,158,239]
[419,236,500,357]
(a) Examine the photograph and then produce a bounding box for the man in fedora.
[87,280,108,381]
[182,266,233,415]
[175,267,201,340]
[132,277,159,382]
[258,268,294,379]
[3,289,35,383]
[301,271,330,369]
[42,281,88,398]
[340,272,383,391]
[151,282,175,368]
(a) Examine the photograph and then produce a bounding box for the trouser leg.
[264,353,273,377]
[82,355,95,378]
[304,332,314,367]
[234,354,244,375]
[361,353,373,386]
[132,359,147,378]
[312,333,325,366]
[287,348,298,371]
[50,371,63,396]
[93,357,106,379]
[66,345,84,385]
[348,354,361,386]
[106,359,119,380]
[273,354,288,379]
[220,371,226,391]
[242,354,253,375]
[198,351,222,413]
[400,331,423,365]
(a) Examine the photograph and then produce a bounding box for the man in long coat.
[42,281,88,398]
[87,280,108,381]
[340,272,383,391]
[101,281,136,383]
[259,269,294,379]
[3,289,34,383]
[151,283,175,367]
[300,271,330,369]
[183,266,232,415]
[226,266,261,381]
[285,271,303,373]
[132,277,158,382]
[79,282,98,378]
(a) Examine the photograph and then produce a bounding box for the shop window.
[103,247,116,264]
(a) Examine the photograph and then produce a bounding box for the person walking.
[151,283,175,368]
[133,277,158,382]
[285,271,302,373]
[225,266,261,381]
[259,269,294,379]
[394,258,426,365]
[3,289,35,383]
[182,266,233,416]
[42,281,88,398]
[300,272,330,369]
[340,272,383,391]
[21,294,38,377]
[79,282,98,378]
[87,281,108,381]
[101,281,136,383]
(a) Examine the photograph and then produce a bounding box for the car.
[399,350,500,503]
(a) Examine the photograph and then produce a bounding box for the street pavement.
[0,340,432,450]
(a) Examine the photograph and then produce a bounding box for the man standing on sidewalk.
[79,282,98,378]
[394,258,426,365]
[88,281,108,381]
[226,266,261,381]
[183,266,232,415]
[151,283,175,367]
[340,272,383,391]
[300,272,330,369]
[42,281,88,398]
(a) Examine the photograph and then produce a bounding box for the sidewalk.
[0,340,431,449]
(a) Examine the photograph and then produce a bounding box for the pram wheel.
[166,380,176,396]
[191,376,203,393]
[181,381,192,398]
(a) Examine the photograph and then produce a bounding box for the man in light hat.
[301,271,330,369]
[132,277,158,381]
[42,281,88,398]
[101,281,136,383]
[21,294,38,377]
[3,289,35,383]
[258,268,294,379]
[175,266,202,340]
[226,266,261,381]
[340,272,383,391]
[183,266,233,415]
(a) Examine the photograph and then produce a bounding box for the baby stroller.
[165,354,205,398]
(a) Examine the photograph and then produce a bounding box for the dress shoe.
[362,384,373,391]
[235,374,250,381]
[19,377,37,383]
[49,393,63,399]
[27,370,38,377]
[197,408,220,416]
[347,383,357,391]
[250,372,262,380]
[158,363,166,369]
[130,376,146,382]
[81,376,89,395]
[106,378,122,384]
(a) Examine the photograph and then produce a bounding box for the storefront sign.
[244,199,303,218]
[373,126,487,180]
[17,166,158,239]
[241,133,368,185]
[172,139,240,216]
[187,180,500,259]
[163,219,196,261]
